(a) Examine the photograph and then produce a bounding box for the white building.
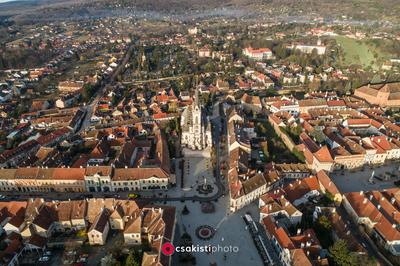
[84,166,112,192]
[243,47,273,60]
[287,40,326,55]
[181,88,212,150]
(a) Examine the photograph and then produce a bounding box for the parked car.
[39,256,50,262]
[128,193,139,199]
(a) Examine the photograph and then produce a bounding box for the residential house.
[31,205,56,238]
[263,215,327,266]
[88,209,110,245]
[316,170,342,204]
[283,176,321,206]
[70,200,87,230]
[259,194,303,225]
[124,214,142,245]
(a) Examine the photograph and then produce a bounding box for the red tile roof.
[345,192,382,222]
[374,216,400,242]
[314,146,334,163]
[52,168,85,180]
[327,99,346,107]
[316,170,340,195]
[263,216,294,249]
[284,176,320,203]
[291,249,312,266]
[370,136,392,151]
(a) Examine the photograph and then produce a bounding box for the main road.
[78,44,136,133]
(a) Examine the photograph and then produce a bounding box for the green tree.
[256,123,268,137]
[329,240,357,266]
[310,129,325,144]
[370,74,383,84]
[315,215,333,248]
[317,215,332,231]
[124,251,140,266]
[273,44,289,60]
[82,83,97,102]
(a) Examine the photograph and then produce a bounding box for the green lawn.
[334,36,389,70]
[255,119,301,163]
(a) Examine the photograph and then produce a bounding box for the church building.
[181,88,212,150]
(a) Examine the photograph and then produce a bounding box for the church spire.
[194,75,200,107]
[195,85,199,107]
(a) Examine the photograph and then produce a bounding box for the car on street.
[128,193,139,199]
[39,256,50,262]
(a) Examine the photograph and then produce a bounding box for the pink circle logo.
[161,242,174,256]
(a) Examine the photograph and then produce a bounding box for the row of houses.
[0,112,85,168]
[343,189,400,256]
[0,198,175,266]
[265,96,348,115]
[266,94,400,173]
[297,131,400,173]
[261,204,367,266]
[0,165,173,193]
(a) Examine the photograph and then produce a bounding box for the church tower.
[180,77,212,151]
[193,86,201,135]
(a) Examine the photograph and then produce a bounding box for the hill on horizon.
[0,0,399,24]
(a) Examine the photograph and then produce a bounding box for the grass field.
[334,36,389,70]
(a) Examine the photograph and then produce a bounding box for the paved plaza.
[136,148,218,199]
[330,162,400,193]
[168,197,263,266]
[182,153,216,192]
